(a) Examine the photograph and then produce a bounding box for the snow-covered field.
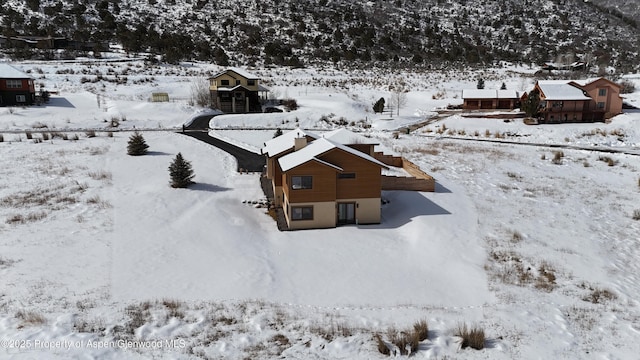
[1,58,640,359]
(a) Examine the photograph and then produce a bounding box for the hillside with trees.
[1,0,639,72]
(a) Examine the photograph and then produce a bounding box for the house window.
[247,80,255,86]
[236,80,241,86]
[597,102,605,109]
[220,79,229,86]
[338,173,356,179]
[291,206,313,221]
[15,95,26,103]
[291,176,312,190]
[598,88,607,97]
[552,101,563,108]
[220,92,231,99]
[6,80,22,89]
[234,92,244,100]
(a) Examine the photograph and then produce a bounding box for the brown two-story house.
[262,129,388,230]
[208,68,267,113]
[0,64,35,106]
[534,78,623,123]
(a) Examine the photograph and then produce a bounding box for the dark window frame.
[247,79,255,86]
[291,175,312,190]
[6,79,22,89]
[598,88,607,97]
[291,206,313,221]
[220,79,230,86]
[338,173,356,179]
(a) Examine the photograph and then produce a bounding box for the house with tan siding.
[208,68,268,113]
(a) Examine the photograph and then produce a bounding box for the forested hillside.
[1,0,639,71]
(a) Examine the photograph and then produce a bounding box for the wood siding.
[282,162,337,203]
[316,149,382,200]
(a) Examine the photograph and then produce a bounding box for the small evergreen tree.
[169,153,195,188]
[127,131,149,156]
[373,97,385,113]
[521,89,541,118]
[273,128,283,138]
[500,82,507,90]
[477,78,485,89]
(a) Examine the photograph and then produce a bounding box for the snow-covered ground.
[1,58,640,359]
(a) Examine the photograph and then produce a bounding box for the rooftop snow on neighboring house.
[462,89,519,99]
[261,128,320,157]
[211,67,260,80]
[537,81,591,101]
[278,137,388,172]
[321,128,379,145]
[0,63,31,79]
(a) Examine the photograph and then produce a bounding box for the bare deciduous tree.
[190,78,211,107]
[388,82,408,116]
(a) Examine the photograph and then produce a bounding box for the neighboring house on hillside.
[462,89,520,110]
[0,64,35,106]
[208,68,268,113]
[533,77,623,123]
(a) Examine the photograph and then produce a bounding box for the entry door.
[337,203,356,225]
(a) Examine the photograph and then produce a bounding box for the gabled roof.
[0,63,32,79]
[536,81,591,101]
[278,138,388,172]
[462,89,519,99]
[261,128,320,157]
[210,67,259,80]
[321,128,379,145]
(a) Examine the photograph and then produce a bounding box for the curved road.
[180,114,265,172]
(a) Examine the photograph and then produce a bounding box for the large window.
[598,88,607,97]
[6,80,22,89]
[247,80,255,86]
[15,95,25,103]
[291,206,313,221]
[597,102,605,109]
[220,79,230,86]
[291,176,312,190]
[235,79,241,86]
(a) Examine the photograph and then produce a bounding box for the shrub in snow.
[273,128,283,138]
[455,323,485,350]
[127,131,149,156]
[169,153,195,188]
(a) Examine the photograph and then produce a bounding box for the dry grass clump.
[16,310,46,328]
[89,170,112,181]
[511,230,523,243]
[455,323,485,350]
[552,151,564,164]
[598,156,618,166]
[534,261,557,292]
[375,319,428,356]
[633,209,640,221]
[6,211,48,224]
[583,287,617,304]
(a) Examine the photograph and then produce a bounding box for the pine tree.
[127,131,149,156]
[500,82,507,90]
[273,128,283,138]
[169,153,195,188]
[521,89,541,118]
[373,97,385,113]
[477,78,485,89]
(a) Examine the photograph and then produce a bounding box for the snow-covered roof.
[278,137,388,172]
[462,89,519,99]
[537,81,591,101]
[261,128,320,157]
[211,67,259,80]
[321,128,379,145]
[0,63,31,79]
